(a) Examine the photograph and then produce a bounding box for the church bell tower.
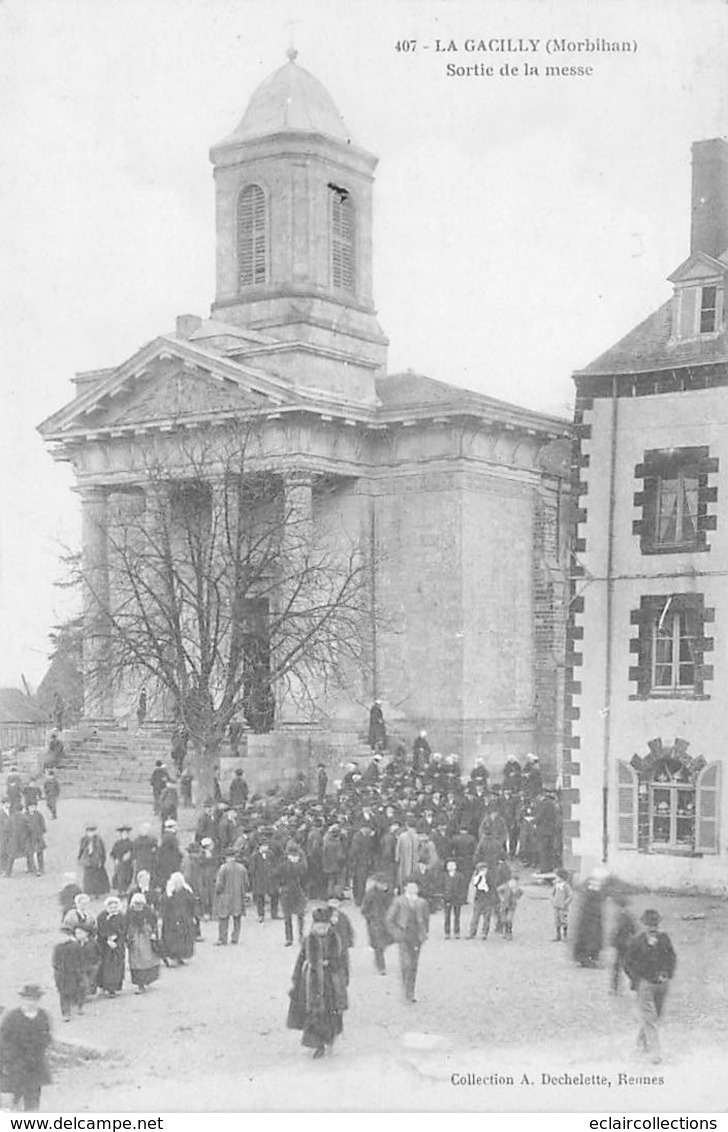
[209,50,388,400]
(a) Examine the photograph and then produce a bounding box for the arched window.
[329,183,355,292]
[237,185,267,288]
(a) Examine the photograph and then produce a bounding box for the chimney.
[175,313,203,340]
[691,138,728,259]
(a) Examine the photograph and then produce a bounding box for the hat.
[19,984,44,1000]
[129,893,146,907]
[85,824,98,831]
[641,909,661,927]
[163,819,177,830]
[116,824,132,832]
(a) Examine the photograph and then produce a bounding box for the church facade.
[39,52,571,781]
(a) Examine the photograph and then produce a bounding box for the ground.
[1,797,727,1112]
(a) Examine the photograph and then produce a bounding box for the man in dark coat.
[361,874,394,973]
[22,779,42,809]
[155,824,183,889]
[624,909,677,1064]
[110,825,135,894]
[0,985,52,1110]
[277,843,308,946]
[229,768,249,811]
[213,849,248,945]
[316,764,328,802]
[412,730,431,773]
[132,823,158,880]
[52,920,86,1020]
[150,761,170,814]
[367,700,387,750]
[534,792,561,873]
[249,842,279,921]
[322,824,347,898]
[42,770,60,820]
[23,802,46,876]
[5,767,23,812]
[522,754,543,799]
[158,783,179,830]
[386,878,430,1003]
[502,755,522,793]
[349,824,376,906]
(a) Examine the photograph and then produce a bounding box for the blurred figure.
[572,867,608,968]
[610,892,638,993]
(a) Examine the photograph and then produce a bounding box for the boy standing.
[551,868,573,942]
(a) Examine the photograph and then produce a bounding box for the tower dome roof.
[226,50,352,145]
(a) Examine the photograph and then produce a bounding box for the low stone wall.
[218,727,367,798]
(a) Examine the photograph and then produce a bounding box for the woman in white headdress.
[125,893,160,993]
[161,872,197,965]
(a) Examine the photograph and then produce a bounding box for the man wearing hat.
[386,877,430,1003]
[110,825,134,895]
[0,985,52,1110]
[624,910,677,1063]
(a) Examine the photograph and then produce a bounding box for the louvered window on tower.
[329,184,355,292]
[237,185,267,288]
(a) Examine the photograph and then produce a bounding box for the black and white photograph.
[1,0,727,1116]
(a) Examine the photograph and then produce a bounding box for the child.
[468,861,499,939]
[442,859,468,939]
[551,867,573,942]
[498,876,523,939]
[52,916,86,1021]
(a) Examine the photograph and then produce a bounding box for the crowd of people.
[0,727,678,1108]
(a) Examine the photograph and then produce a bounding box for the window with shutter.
[695,761,721,853]
[329,184,355,292]
[237,185,267,289]
[617,760,638,848]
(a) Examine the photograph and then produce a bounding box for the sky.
[1,0,727,689]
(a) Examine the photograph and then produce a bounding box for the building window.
[652,604,696,691]
[237,185,267,288]
[618,743,720,855]
[629,593,714,699]
[329,184,355,292]
[633,447,718,555]
[700,285,718,333]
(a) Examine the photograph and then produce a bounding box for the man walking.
[624,909,677,1064]
[386,877,430,1003]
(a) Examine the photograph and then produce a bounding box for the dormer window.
[700,285,717,333]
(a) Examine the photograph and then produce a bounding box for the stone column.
[278,471,315,725]
[80,485,113,719]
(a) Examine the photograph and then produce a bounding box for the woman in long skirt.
[573,868,608,968]
[287,908,345,1058]
[96,895,126,996]
[125,894,160,993]
[161,872,197,965]
[77,826,110,897]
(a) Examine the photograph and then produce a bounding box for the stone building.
[38,51,570,785]
[566,138,728,889]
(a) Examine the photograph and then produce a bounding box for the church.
[38,51,571,787]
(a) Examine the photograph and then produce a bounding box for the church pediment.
[39,337,300,440]
[668,250,728,284]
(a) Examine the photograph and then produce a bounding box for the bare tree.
[82,423,374,795]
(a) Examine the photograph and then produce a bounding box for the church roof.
[574,300,728,378]
[377,370,569,433]
[221,51,352,146]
